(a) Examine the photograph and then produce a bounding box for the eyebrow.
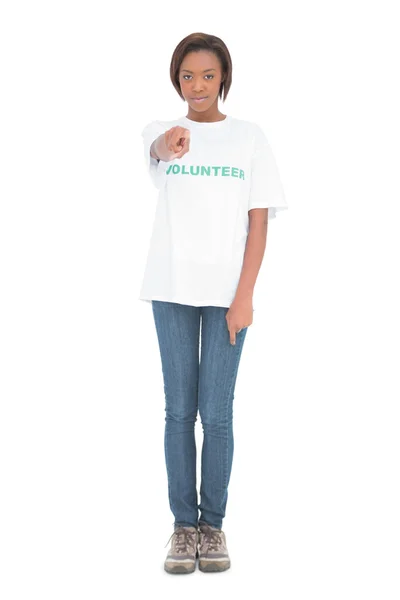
[180,68,216,73]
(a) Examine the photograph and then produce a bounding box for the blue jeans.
[151,300,248,530]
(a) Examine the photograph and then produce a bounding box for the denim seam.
[223,337,245,495]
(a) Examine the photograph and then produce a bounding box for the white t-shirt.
[139,114,288,309]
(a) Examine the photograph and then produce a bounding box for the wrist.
[234,289,253,302]
[150,139,160,160]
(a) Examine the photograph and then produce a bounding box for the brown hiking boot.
[197,522,231,572]
[164,526,199,574]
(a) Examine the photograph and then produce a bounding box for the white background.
[1,1,399,598]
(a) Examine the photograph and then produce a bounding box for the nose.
[191,78,205,93]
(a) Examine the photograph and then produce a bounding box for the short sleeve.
[248,124,288,219]
[141,120,169,189]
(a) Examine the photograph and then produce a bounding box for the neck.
[186,101,226,123]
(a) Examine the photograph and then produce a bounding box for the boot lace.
[164,527,197,553]
[199,524,224,555]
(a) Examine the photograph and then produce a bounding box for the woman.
[139,32,288,574]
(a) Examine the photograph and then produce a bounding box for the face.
[179,50,224,114]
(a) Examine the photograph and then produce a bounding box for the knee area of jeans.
[165,413,198,425]
[199,416,233,429]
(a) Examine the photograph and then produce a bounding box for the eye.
[182,74,215,80]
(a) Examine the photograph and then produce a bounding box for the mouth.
[191,97,208,103]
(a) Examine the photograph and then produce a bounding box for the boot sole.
[164,563,196,574]
[164,550,198,574]
[198,560,230,572]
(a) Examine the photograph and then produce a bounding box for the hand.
[154,126,191,162]
[226,295,253,345]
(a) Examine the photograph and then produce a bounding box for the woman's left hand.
[226,295,253,345]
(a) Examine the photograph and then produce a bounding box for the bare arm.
[233,208,268,301]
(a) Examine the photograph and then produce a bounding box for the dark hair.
[170,32,232,102]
